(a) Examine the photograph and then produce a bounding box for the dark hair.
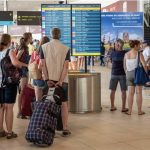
[129,40,140,48]
[23,32,32,43]
[18,32,32,51]
[116,39,124,47]
[18,37,28,51]
[0,34,11,51]
[37,36,50,53]
[51,28,61,39]
[40,36,50,45]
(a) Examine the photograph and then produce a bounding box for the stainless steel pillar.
[68,72,101,113]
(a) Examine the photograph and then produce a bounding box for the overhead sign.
[17,11,41,25]
[41,4,71,48]
[0,11,13,25]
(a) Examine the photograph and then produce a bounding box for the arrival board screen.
[41,4,71,48]
[72,4,101,56]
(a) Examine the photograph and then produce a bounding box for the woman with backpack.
[29,36,50,101]
[16,32,32,118]
[0,34,28,139]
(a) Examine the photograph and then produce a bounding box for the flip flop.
[110,107,117,111]
[138,112,145,115]
[122,108,129,112]
[124,111,131,115]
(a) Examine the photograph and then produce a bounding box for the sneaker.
[0,130,7,138]
[62,130,71,137]
[7,132,18,139]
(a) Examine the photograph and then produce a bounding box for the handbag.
[134,52,149,85]
[28,61,42,80]
[28,52,42,80]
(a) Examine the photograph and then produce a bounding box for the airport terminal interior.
[0,0,150,150]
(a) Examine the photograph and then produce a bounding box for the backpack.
[1,49,20,86]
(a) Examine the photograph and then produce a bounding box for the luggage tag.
[45,87,55,102]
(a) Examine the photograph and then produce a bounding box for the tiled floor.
[1,66,150,150]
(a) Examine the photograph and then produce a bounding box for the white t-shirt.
[143,46,150,62]
[0,49,8,86]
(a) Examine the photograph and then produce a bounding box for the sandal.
[122,108,129,112]
[124,111,131,115]
[0,130,7,138]
[17,113,22,119]
[62,130,71,137]
[110,107,117,111]
[138,112,145,115]
[7,132,18,139]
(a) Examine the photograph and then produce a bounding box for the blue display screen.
[41,4,71,48]
[71,4,101,56]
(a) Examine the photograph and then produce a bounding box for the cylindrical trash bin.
[68,72,101,113]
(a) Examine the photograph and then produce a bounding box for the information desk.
[68,72,101,113]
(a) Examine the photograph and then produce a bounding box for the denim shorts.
[0,84,17,104]
[33,79,46,89]
[109,75,127,91]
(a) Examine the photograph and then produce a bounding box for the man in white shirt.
[40,28,71,137]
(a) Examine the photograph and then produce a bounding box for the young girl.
[30,36,50,101]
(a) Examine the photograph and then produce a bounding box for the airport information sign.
[71,4,101,56]
[0,11,13,25]
[17,11,41,25]
[41,4,71,48]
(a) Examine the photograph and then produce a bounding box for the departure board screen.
[41,4,71,48]
[17,11,41,25]
[72,4,101,56]
[0,11,13,25]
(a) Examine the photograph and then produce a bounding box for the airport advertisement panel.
[101,12,144,51]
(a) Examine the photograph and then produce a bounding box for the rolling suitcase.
[25,86,64,146]
[21,85,35,117]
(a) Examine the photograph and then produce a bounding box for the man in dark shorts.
[40,28,71,137]
[109,39,128,112]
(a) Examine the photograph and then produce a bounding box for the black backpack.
[1,49,20,86]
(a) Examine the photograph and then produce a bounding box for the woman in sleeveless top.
[0,34,28,139]
[124,40,147,115]
[16,32,32,118]
[30,36,50,101]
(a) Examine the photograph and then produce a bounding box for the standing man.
[40,28,71,137]
[109,39,128,112]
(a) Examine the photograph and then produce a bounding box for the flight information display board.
[72,4,101,56]
[41,4,71,48]
[17,11,41,25]
[0,11,13,25]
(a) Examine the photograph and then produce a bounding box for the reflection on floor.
[1,66,150,150]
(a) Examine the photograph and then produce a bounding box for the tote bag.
[134,52,149,85]
[28,52,42,80]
